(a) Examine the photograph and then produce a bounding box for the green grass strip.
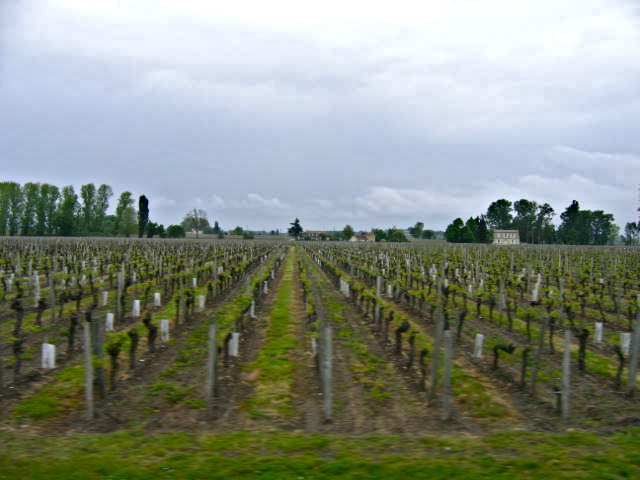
[0,428,639,479]
[243,247,299,418]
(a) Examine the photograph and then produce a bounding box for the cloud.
[190,195,226,209]
[151,196,177,208]
[14,0,640,140]
[207,195,226,209]
[354,186,469,216]
[234,193,291,210]
[312,199,334,208]
[509,174,630,218]
[353,173,633,228]
[548,145,640,187]
[2,1,640,232]
[137,68,332,118]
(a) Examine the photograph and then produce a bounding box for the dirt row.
[300,248,472,434]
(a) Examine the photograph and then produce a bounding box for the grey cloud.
[1,0,639,231]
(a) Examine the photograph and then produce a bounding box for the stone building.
[492,229,520,245]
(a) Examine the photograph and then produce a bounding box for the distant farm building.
[493,229,520,245]
[350,232,376,242]
[304,230,326,241]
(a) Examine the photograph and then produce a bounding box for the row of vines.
[0,237,285,422]
[302,243,640,426]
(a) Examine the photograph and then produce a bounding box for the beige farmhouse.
[493,229,520,245]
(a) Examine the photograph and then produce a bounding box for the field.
[1,237,639,478]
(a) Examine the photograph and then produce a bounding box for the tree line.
[445,198,619,245]
[0,181,170,238]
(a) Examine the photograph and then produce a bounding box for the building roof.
[493,229,519,233]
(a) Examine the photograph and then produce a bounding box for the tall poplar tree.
[95,184,113,234]
[138,195,149,238]
[6,182,23,236]
[115,191,136,237]
[36,183,60,235]
[80,183,97,233]
[56,186,79,236]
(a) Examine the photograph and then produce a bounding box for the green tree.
[486,199,513,230]
[372,228,387,242]
[422,229,435,239]
[460,225,475,243]
[388,229,408,242]
[231,226,244,236]
[121,207,137,237]
[21,182,40,236]
[56,185,79,236]
[623,222,639,245]
[145,221,158,238]
[95,184,113,233]
[558,201,616,245]
[0,182,11,235]
[102,215,116,236]
[513,199,537,243]
[534,203,555,243]
[609,223,620,245]
[80,183,97,233]
[591,210,616,245]
[166,225,185,238]
[35,183,59,235]
[474,215,490,243]
[115,191,136,237]
[4,182,24,236]
[464,217,478,241]
[288,218,303,239]
[342,224,354,241]
[138,195,149,238]
[181,208,209,238]
[576,210,594,244]
[540,223,556,244]
[445,218,464,243]
[408,221,424,238]
[558,200,580,244]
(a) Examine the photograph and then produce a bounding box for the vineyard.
[1,237,639,478]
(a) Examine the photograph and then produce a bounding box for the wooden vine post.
[429,280,444,403]
[561,328,572,420]
[206,317,218,420]
[0,316,4,397]
[90,308,105,399]
[626,295,640,397]
[116,269,123,321]
[530,317,548,396]
[48,271,56,322]
[322,326,333,423]
[83,317,94,420]
[442,330,453,421]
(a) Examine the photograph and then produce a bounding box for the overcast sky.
[2,0,639,231]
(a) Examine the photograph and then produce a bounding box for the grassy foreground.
[0,429,638,479]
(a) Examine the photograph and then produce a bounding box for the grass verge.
[243,248,300,418]
[0,428,638,479]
